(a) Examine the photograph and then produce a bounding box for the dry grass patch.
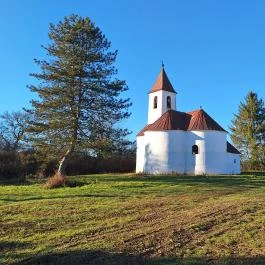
[43,173,66,189]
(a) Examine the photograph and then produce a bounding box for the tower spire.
[149,65,176,94]
[147,66,177,124]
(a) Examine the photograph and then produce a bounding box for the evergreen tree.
[230,91,265,169]
[27,14,131,175]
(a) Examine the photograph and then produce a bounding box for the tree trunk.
[57,76,81,176]
[57,148,72,176]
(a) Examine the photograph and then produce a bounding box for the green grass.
[0,173,265,265]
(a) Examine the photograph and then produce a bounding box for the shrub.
[43,173,66,189]
[0,151,21,178]
[65,154,136,175]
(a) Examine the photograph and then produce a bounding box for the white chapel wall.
[136,136,145,173]
[142,131,185,173]
[187,131,227,174]
[136,129,240,175]
[226,153,241,174]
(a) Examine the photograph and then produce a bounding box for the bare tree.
[0,111,29,151]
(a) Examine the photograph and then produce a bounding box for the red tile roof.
[149,67,176,94]
[138,109,239,153]
[138,110,189,136]
[137,124,152,137]
[227,141,240,154]
[137,109,226,136]
[187,109,226,131]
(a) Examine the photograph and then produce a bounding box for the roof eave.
[148,89,177,94]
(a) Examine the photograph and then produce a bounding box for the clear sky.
[1,0,265,140]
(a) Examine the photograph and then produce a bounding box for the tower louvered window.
[154,96,157,109]
[167,96,171,108]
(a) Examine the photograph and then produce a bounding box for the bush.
[43,173,66,189]
[19,151,40,177]
[65,154,136,175]
[0,151,21,178]
[241,160,265,172]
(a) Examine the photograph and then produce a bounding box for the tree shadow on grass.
[0,241,30,251]
[1,172,265,190]
[0,193,130,203]
[12,250,265,265]
[101,173,265,189]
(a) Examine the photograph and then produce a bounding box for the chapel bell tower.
[147,64,177,124]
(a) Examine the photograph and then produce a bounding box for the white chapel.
[136,66,241,175]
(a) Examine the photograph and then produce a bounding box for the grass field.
[0,173,265,265]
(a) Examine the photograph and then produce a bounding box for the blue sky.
[1,0,265,140]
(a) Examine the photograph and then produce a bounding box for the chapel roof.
[227,141,240,154]
[149,66,176,94]
[137,109,226,136]
[137,109,239,154]
[187,109,226,131]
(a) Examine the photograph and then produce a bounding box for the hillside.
[0,173,265,265]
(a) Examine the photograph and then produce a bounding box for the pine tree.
[28,14,131,175]
[230,91,265,169]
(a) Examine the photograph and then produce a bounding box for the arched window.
[192,145,199,154]
[153,96,157,109]
[167,96,171,108]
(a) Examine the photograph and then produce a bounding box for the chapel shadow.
[12,249,265,265]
